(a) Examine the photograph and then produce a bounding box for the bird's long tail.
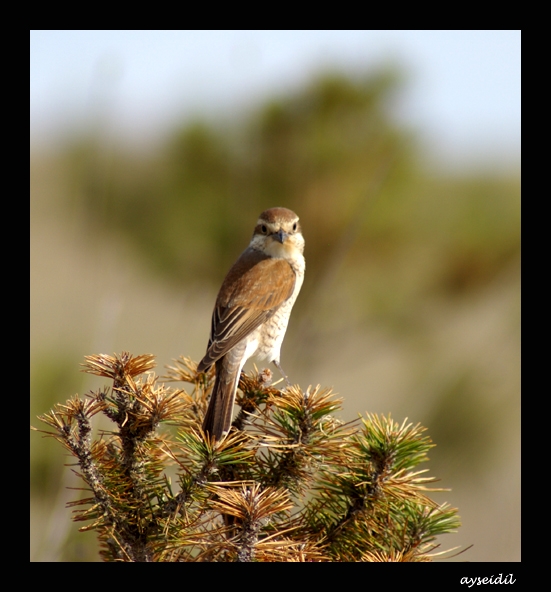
[202,342,246,440]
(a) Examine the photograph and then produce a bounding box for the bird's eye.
[261,224,268,234]
[292,222,297,231]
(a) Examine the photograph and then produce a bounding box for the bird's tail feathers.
[202,342,246,440]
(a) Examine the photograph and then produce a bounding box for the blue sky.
[30,30,520,170]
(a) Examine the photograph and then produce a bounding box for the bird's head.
[251,207,305,259]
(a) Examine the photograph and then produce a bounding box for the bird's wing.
[197,250,296,371]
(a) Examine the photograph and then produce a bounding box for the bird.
[197,207,305,440]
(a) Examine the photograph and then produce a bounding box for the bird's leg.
[272,360,291,387]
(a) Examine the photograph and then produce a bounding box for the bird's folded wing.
[197,254,295,371]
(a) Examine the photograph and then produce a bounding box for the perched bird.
[197,207,305,439]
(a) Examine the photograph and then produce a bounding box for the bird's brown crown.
[258,207,299,225]
[254,208,302,236]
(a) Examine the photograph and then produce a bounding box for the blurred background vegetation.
[30,67,520,561]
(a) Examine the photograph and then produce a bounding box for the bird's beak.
[273,229,288,244]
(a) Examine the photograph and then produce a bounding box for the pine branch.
[33,352,461,562]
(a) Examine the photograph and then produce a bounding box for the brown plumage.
[198,207,305,439]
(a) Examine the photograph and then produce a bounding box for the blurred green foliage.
[63,70,404,281]
[62,68,519,327]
